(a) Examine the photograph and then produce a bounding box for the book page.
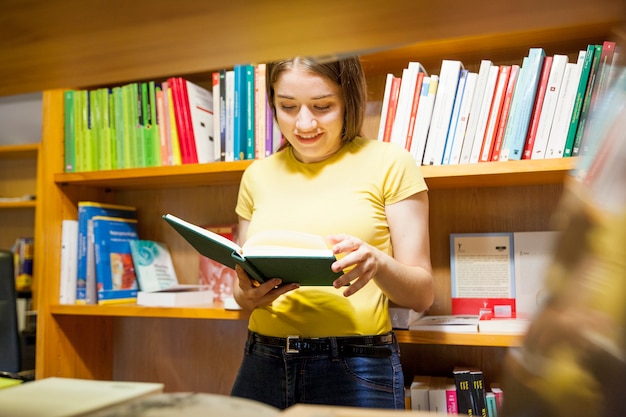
[451,233,514,298]
[242,230,333,257]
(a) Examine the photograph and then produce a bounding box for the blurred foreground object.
[501,64,626,417]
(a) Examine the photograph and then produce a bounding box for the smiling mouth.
[295,131,323,142]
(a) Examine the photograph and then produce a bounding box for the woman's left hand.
[326,234,380,296]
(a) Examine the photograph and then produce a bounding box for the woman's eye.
[280,104,296,110]
[314,105,331,111]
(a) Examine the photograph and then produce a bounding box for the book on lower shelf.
[130,239,216,307]
[198,224,239,303]
[92,215,139,304]
[163,213,343,285]
[478,312,531,334]
[0,377,164,417]
[408,315,480,333]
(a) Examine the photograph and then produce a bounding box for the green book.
[63,90,75,172]
[571,44,603,156]
[564,44,596,157]
[162,213,343,286]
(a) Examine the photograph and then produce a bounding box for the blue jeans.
[230,331,405,410]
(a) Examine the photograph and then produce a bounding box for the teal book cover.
[93,215,139,304]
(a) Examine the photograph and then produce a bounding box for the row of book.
[409,369,503,416]
[58,201,239,307]
[378,41,619,165]
[63,64,283,172]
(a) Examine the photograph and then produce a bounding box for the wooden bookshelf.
[3,0,622,396]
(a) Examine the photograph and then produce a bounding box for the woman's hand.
[327,234,380,297]
[233,265,299,311]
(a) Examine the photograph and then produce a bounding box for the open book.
[162,214,343,285]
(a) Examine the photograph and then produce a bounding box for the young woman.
[230,56,434,410]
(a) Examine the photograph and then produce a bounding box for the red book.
[522,56,553,159]
[404,72,425,151]
[490,65,520,161]
[382,76,401,142]
[168,77,198,164]
[479,65,511,162]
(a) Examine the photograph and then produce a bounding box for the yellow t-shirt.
[236,136,427,337]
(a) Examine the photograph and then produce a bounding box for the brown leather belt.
[250,331,394,357]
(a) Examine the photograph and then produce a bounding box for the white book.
[544,50,586,159]
[409,314,480,333]
[136,287,215,307]
[377,73,395,141]
[423,60,463,165]
[530,54,569,159]
[513,231,559,317]
[469,65,500,163]
[185,80,215,163]
[442,69,469,165]
[389,62,425,148]
[447,72,477,164]
[410,375,432,411]
[411,75,438,164]
[459,60,492,164]
[479,65,511,162]
[59,219,78,305]
[224,69,235,161]
[0,377,164,417]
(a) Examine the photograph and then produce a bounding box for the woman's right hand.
[232,265,300,310]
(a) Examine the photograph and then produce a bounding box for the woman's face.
[273,67,345,163]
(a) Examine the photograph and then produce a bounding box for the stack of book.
[378,41,618,165]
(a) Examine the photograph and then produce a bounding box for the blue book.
[92,216,139,304]
[76,201,137,304]
[500,48,545,160]
[233,65,255,160]
[442,69,469,164]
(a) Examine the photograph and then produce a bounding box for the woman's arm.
[328,191,434,312]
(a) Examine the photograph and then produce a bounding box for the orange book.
[404,72,425,151]
[490,65,520,161]
[478,65,511,162]
[382,76,401,142]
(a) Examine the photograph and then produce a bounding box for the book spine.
[479,65,511,162]
[377,73,395,141]
[491,65,520,161]
[442,69,469,164]
[382,76,401,143]
[404,72,425,152]
[447,72,477,165]
[522,56,553,159]
[459,60,492,164]
[63,90,76,172]
[244,64,255,160]
[469,65,499,163]
[564,44,596,157]
[571,44,602,156]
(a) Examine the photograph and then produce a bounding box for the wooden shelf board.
[0,143,40,159]
[54,160,252,189]
[0,200,37,209]
[395,329,523,347]
[54,158,576,190]
[49,303,250,321]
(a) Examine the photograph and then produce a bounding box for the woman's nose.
[295,108,318,130]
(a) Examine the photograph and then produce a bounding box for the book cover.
[92,215,139,304]
[212,71,223,162]
[470,369,487,417]
[450,233,516,316]
[130,240,179,292]
[459,59,492,164]
[168,77,198,164]
[478,65,511,162]
[411,75,438,164]
[478,312,531,334]
[529,54,568,159]
[490,64,520,161]
[185,79,215,163]
[423,59,463,165]
[380,75,401,143]
[468,65,500,163]
[136,287,215,307]
[59,219,78,305]
[233,64,254,160]
[500,48,546,161]
[408,314,479,333]
[198,224,238,303]
[389,62,425,149]
[0,377,163,417]
[409,375,431,411]
[163,213,343,285]
[404,71,426,152]
[564,44,596,157]
[446,383,458,414]
[428,376,450,413]
[377,73,395,141]
[447,71,477,165]
[486,391,499,417]
[76,201,137,305]
[224,69,235,161]
[453,368,475,415]
[571,44,603,156]
[63,89,75,172]
[442,68,469,164]
[254,63,267,159]
[522,56,553,159]
[544,53,585,159]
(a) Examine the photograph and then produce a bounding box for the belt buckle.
[286,335,299,353]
